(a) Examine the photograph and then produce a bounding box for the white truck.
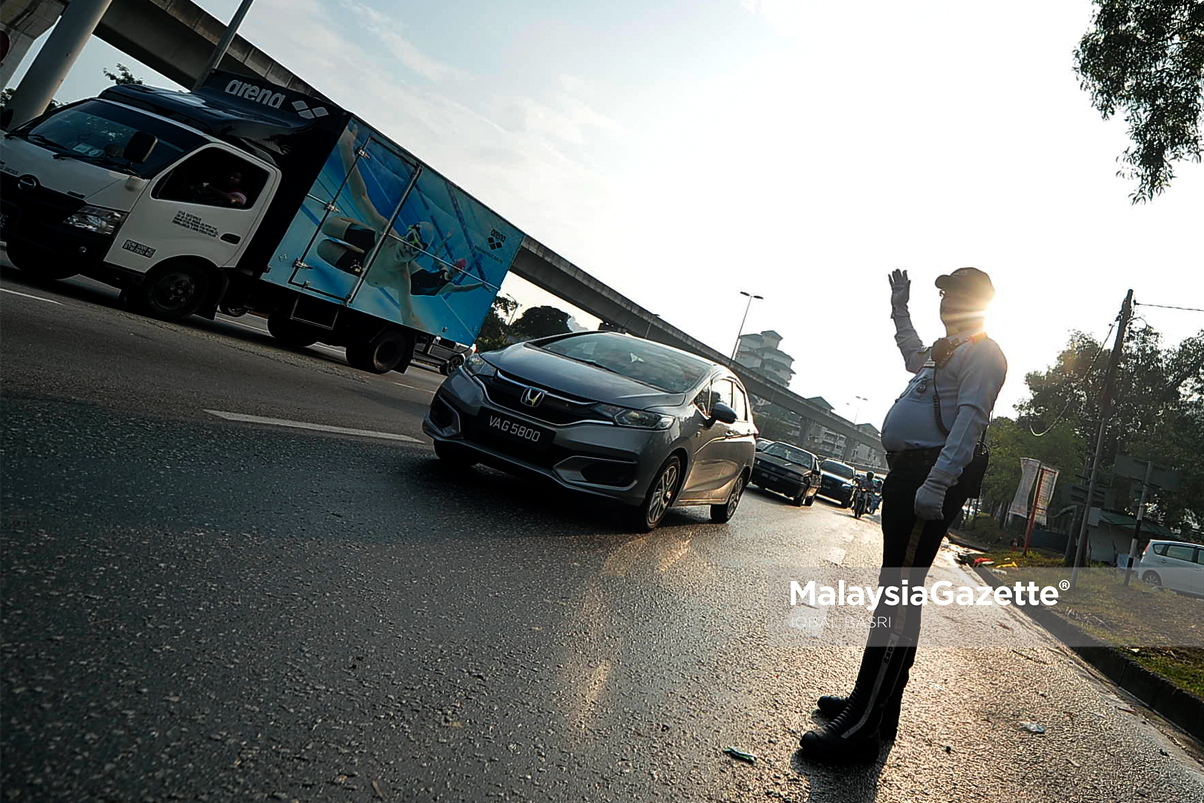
[0,72,523,373]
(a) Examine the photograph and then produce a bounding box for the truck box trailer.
[0,71,524,373]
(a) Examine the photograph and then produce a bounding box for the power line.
[1028,318,1118,438]
[1134,302,1204,313]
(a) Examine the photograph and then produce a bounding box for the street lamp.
[731,291,763,361]
[644,313,660,338]
[849,395,867,424]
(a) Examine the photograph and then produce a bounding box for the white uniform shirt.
[880,315,1007,486]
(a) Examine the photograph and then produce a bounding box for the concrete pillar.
[1,0,69,89]
[4,0,113,129]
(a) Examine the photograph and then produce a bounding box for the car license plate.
[480,412,549,450]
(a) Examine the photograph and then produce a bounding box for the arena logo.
[224,79,286,110]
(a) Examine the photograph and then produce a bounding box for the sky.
[8,0,1202,430]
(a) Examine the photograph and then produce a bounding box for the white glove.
[914,474,950,520]
[889,269,910,318]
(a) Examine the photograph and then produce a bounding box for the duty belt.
[885,447,943,473]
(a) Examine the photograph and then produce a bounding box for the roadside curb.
[971,564,1204,745]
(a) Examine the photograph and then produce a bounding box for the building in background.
[734,330,795,387]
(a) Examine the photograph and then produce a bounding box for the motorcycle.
[852,486,869,518]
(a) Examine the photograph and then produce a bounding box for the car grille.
[480,371,608,427]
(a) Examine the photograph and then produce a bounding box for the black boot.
[800,634,911,763]
[815,642,913,741]
[814,693,901,741]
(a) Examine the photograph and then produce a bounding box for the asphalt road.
[2,269,1203,802]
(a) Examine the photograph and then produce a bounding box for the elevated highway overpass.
[2,0,884,465]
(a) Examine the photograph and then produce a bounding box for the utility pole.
[1070,290,1134,590]
[1122,460,1154,586]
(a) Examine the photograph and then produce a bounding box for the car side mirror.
[123,131,158,164]
[710,402,738,425]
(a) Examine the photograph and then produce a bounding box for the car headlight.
[63,205,126,237]
[462,353,496,377]
[593,404,674,430]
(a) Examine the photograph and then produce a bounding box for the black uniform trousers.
[840,448,973,737]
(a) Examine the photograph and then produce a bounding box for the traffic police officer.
[800,267,1007,763]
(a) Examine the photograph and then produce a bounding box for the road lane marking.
[217,318,272,336]
[394,382,435,393]
[827,547,847,566]
[1,287,63,305]
[204,410,421,442]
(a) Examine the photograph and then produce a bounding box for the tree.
[977,417,1086,528]
[1074,1,1204,202]
[511,305,571,340]
[1017,325,1204,530]
[103,64,143,86]
[476,295,518,352]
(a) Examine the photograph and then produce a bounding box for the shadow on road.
[790,741,891,803]
[416,453,714,539]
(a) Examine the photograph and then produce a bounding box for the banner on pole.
[1033,466,1059,525]
[1009,458,1040,519]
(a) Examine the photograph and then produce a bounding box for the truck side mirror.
[123,131,158,164]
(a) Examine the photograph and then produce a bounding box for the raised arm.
[889,269,926,372]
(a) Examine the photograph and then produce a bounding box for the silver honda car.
[423,331,757,530]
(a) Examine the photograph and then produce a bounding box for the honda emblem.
[521,387,545,408]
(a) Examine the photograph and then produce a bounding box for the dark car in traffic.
[751,442,822,506]
[423,331,758,531]
[817,459,858,507]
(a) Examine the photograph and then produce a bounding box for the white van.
[1135,540,1204,596]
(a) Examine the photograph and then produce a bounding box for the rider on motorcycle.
[854,471,877,515]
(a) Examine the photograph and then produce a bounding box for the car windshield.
[13,99,202,177]
[538,332,710,393]
[821,460,855,480]
[764,444,812,466]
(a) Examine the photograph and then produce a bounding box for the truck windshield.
[13,99,204,177]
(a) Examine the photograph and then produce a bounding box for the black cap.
[936,267,995,302]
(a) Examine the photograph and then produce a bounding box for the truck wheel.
[132,262,211,320]
[5,240,78,281]
[219,304,249,317]
[267,309,319,348]
[346,328,413,374]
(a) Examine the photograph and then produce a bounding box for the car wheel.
[634,455,682,532]
[711,473,747,523]
[434,440,477,468]
[804,492,816,507]
[1141,571,1162,587]
[792,490,805,507]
